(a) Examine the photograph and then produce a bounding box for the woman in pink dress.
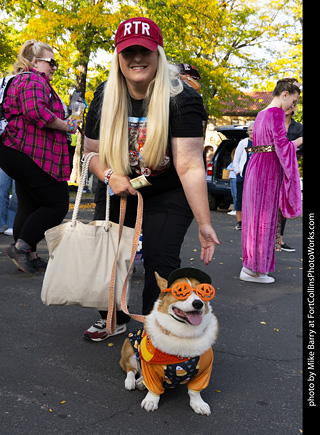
[240,78,303,283]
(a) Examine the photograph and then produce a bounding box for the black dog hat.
[167,267,211,287]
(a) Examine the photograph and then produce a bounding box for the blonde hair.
[99,46,183,176]
[12,39,53,74]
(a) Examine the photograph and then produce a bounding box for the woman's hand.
[83,137,137,197]
[198,224,221,265]
[108,173,137,197]
[66,118,81,133]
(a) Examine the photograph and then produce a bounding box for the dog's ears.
[155,272,168,293]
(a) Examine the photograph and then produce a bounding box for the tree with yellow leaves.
[0,0,137,102]
[0,0,302,115]
[139,0,302,115]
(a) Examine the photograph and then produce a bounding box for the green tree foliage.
[0,20,17,73]
[251,0,302,87]
[139,0,302,115]
[0,0,137,103]
[0,0,302,114]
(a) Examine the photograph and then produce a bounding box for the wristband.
[104,169,114,185]
[67,119,77,132]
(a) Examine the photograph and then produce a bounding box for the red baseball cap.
[115,17,163,53]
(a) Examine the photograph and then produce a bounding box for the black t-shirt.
[85,81,207,201]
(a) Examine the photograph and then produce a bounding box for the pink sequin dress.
[241,107,302,273]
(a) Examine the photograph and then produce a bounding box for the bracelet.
[67,119,76,133]
[104,169,114,185]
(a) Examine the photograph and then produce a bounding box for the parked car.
[206,125,249,210]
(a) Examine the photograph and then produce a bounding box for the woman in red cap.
[83,17,220,341]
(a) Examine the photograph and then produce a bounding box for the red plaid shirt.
[2,68,70,181]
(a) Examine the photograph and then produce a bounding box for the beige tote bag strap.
[106,191,145,335]
[72,152,104,227]
[120,192,145,323]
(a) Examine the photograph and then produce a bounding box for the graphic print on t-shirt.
[128,116,170,177]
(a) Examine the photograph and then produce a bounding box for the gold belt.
[245,145,275,153]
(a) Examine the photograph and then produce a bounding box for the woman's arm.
[19,77,78,133]
[172,136,221,264]
[292,137,303,148]
[46,117,79,132]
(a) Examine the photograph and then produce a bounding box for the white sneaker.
[4,228,13,236]
[240,267,275,284]
[83,319,127,341]
[227,210,236,215]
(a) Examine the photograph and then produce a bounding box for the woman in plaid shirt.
[0,40,79,274]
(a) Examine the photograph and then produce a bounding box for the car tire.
[208,194,217,211]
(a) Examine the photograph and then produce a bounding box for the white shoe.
[4,228,13,236]
[240,267,275,284]
[83,319,126,341]
[227,210,236,215]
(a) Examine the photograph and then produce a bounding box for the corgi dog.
[120,267,219,415]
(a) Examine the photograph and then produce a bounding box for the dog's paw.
[124,371,136,390]
[188,390,211,416]
[135,375,146,390]
[141,392,160,412]
[191,400,211,416]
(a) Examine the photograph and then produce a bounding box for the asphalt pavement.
[0,201,303,435]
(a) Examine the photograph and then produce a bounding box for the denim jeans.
[230,178,237,210]
[0,168,17,229]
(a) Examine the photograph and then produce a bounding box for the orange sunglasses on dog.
[162,282,215,301]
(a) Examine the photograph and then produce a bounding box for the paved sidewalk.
[0,205,303,434]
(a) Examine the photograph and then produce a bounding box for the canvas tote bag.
[41,152,145,333]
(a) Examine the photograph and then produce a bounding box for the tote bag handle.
[71,152,111,230]
[76,153,145,333]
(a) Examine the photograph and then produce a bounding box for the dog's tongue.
[186,311,202,325]
[174,308,202,325]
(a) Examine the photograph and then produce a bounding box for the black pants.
[235,174,244,211]
[94,185,194,321]
[0,141,69,251]
[280,217,286,237]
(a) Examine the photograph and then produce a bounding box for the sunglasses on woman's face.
[36,58,59,69]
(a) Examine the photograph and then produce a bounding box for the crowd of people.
[0,17,302,339]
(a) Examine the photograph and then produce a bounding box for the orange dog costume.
[128,328,214,396]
